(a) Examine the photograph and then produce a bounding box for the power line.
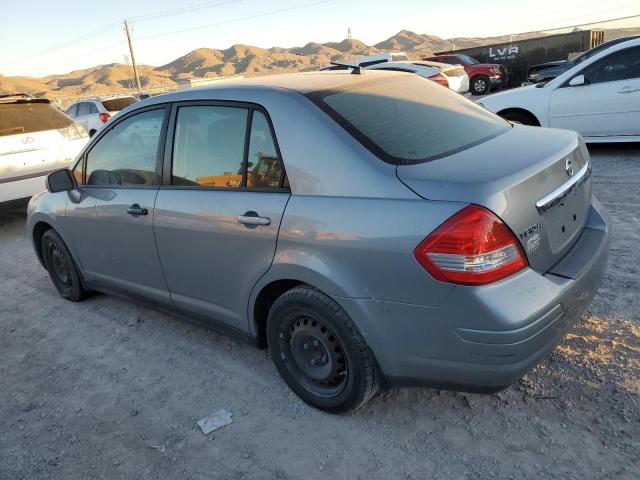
[9,22,121,65]
[516,0,614,21]
[496,12,640,39]
[36,41,126,70]
[530,4,636,32]
[129,0,245,23]
[135,0,333,41]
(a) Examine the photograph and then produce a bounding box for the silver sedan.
[27,70,610,413]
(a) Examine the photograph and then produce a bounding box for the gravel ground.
[1,144,638,480]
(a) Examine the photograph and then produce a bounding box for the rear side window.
[85,108,165,186]
[306,75,509,164]
[101,97,137,112]
[172,106,248,188]
[247,111,282,188]
[65,104,77,117]
[0,102,72,137]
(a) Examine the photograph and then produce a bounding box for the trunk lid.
[396,125,592,272]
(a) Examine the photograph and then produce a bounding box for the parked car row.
[423,53,508,95]
[321,53,470,93]
[481,36,640,142]
[65,96,138,137]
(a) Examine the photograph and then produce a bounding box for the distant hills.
[2,27,639,99]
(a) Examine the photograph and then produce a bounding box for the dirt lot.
[1,144,638,480]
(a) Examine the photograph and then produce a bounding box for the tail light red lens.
[99,112,111,123]
[429,73,449,87]
[414,205,528,286]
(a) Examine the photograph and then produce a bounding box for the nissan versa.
[27,71,610,413]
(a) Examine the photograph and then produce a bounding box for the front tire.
[471,75,491,95]
[267,286,377,414]
[42,229,89,302]
[500,110,539,126]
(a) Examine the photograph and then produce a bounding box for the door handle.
[237,211,271,226]
[126,204,148,216]
[618,87,639,94]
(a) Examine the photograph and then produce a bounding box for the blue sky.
[1,0,638,77]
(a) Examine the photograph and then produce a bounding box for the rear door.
[65,105,171,303]
[153,102,289,331]
[549,46,640,137]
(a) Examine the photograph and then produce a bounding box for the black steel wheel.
[267,286,377,414]
[42,229,90,302]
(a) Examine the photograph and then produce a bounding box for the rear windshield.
[101,97,137,112]
[306,75,509,165]
[0,102,72,137]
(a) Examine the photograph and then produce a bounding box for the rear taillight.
[58,122,88,140]
[99,112,111,123]
[429,73,449,87]
[414,205,527,286]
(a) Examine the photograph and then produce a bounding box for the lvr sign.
[489,46,519,59]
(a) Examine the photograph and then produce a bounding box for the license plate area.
[542,178,591,255]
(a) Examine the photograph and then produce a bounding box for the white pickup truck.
[0,94,88,204]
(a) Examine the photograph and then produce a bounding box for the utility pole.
[123,20,142,93]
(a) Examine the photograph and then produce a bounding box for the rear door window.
[85,108,165,186]
[0,102,72,137]
[581,46,640,84]
[171,105,248,188]
[65,104,77,117]
[306,75,509,164]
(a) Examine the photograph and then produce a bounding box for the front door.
[65,106,170,303]
[550,46,640,138]
[153,104,290,331]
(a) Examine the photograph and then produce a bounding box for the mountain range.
[2,28,638,99]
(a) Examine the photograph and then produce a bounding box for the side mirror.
[568,74,586,87]
[46,168,77,193]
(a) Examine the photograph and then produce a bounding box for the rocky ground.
[0,144,638,480]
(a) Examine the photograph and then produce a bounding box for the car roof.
[149,70,409,100]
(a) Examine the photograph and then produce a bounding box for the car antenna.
[330,61,364,75]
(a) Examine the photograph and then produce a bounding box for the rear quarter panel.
[249,195,469,333]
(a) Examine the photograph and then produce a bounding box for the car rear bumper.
[0,174,48,203]
[335,198,611,391]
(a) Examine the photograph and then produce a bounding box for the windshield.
[458,54,478,65]
[306,75,509,165]
[0,102,72,137]
[101,97,137,112]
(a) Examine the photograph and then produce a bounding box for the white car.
[0,94,88,203]
[480,37,640,142]
[366,60,469,93]
[65,96,137,137]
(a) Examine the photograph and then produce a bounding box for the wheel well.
[497,108,541,126]
[32,221,53,266]
[253,279,304,347]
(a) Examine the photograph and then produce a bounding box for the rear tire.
[471,75,491,95]
[42,229,89,302]
[267,286,377,414]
